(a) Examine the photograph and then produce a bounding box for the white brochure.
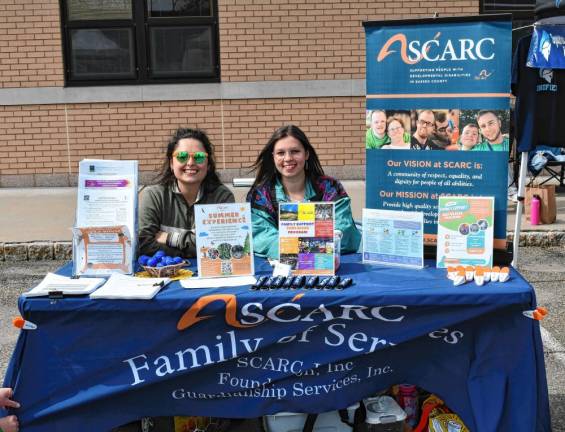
[74,159,138,276]
[362,208,424,269]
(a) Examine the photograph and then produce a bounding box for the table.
[2,255,551,432]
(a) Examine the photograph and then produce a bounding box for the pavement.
[2,180,565,244]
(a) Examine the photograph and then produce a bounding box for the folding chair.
[527,147,565,190]
[538,160,565,188]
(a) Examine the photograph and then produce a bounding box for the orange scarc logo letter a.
[177,294,255,330]
[377,32,440,65]
[377,33,419,65]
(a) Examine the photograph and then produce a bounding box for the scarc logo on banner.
[377,32,496,64]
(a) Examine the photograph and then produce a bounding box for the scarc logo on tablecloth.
[177,294,255,330]
[377,32,495,64]
[177,293,407,330]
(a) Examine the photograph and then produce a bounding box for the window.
[60,0,220,85]
[480,0,535,18]
[480,0,535,49]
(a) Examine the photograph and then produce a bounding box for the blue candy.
[137,255,150,266]
[173,256,183,264]
[154,250,166,259]
[147,257,158,267]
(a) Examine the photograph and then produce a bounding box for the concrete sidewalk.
[1,182,564,253]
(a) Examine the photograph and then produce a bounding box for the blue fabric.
[529,146,565,174]
[3,256,551,432]
[527,25,565,70]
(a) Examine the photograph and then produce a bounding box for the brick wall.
[0,97,365,181]
[0,0,479,88]
[0,0,480,184]
[218,0,479,82]
[0,0,64,88]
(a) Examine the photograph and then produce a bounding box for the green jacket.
[471,136,510,152]
[250,178,361,259]
[138,182,234,258]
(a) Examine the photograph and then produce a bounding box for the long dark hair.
[250,125,324,189]
[154,127,222,193]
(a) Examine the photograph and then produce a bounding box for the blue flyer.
[362,208,424,268]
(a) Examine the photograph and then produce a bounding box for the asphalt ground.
[0,247,564,431]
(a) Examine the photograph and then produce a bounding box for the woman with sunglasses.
[138,127,234,258]
[247,124,361,259]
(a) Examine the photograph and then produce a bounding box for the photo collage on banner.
[364,16,512,251]
[365,109,510,152]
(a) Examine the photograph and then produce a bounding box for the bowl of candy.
[138,250,189,277]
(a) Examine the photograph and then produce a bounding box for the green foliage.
[217,243,232,260]
[243,233,250,255]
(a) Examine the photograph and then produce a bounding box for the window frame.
[59,0,221,87]
[479,0,535,21]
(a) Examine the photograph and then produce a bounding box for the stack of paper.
[24,273,106,297]
[90,273,170,300]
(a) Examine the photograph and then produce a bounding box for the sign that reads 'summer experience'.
[363,16,511,250]
[194,203,254,278]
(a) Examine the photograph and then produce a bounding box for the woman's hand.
[0,388,20,409]
[155,231,168,245]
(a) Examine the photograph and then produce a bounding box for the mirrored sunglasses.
[173,151,208,164]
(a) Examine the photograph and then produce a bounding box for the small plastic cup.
[465,265,474,281]
[491,266,501,282]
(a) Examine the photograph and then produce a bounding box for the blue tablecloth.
[2,255,551,431]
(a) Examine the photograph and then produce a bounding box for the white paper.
[74,159,138,276]
[23,273,106,297]
[362,208,424,269]
[90,273,170,300]
[273,262,292,277]
[180,275,257,289]
[76,159,138,237]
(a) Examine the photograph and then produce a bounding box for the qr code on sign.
[221,261,232,275]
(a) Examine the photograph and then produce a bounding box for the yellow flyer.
[436,196,494,268]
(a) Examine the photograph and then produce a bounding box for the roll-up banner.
[363,15,512,251]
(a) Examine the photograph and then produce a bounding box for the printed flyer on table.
[195,203,254,278]
[436,196,494,268]
[279,202,335,275]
